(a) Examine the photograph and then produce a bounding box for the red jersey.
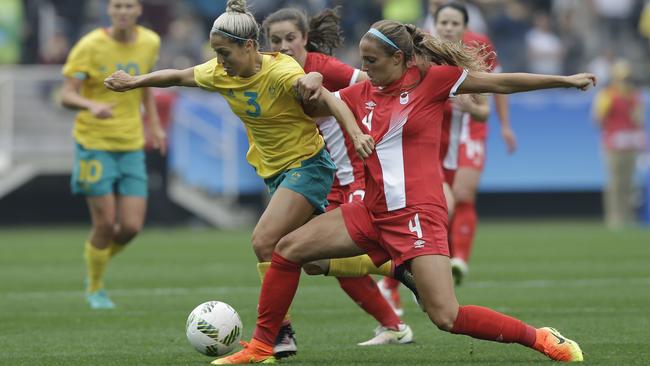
[462,30,499,141]
[600,87,646,151]
[303,52,365,192]
[337,65,467,213]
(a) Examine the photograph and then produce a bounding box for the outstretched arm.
[457,72,596,95]
[61,77,114,119]
[493,93,516,153]
[105,67,197,92]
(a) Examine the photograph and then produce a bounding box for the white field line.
[2,277,650,300]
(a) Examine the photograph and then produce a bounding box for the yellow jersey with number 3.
[62,26,160,151]
[193,52,324,178]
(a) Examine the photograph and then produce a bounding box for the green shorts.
[71,143,148,197]
[264,148,336,214]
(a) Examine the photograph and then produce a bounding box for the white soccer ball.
[186,301,243,356]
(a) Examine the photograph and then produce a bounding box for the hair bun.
[226,0,247,14]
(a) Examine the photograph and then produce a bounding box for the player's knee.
[119,221,142,240]
[275,232,307,264]
[251,231,276,261]
[425,306,457,332]
[452,187,475,204]
[93,218,115,237]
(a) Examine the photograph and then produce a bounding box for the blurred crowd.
[1,0,650,85]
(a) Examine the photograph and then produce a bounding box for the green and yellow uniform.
[62,26,160,196]
[194,52,335,212]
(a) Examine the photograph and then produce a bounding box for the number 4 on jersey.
[409,213,422,238]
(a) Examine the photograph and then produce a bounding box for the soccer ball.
[186,301,243,356]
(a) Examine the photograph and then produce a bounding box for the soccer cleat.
[86,289,116,309]
[357,324,414,346]
[211,340,276,365]
[273,323,297,359]
[533,327,584,362]
[377,278,404,316]
[450,257,468,286]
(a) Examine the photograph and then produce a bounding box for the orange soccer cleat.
[211,339,276,365]
[533,327,584,362]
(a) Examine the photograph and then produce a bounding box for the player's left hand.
[353,133,375,159]
[566,73,596,91]
[501,126,517,154]
[296,72,324,101]
[151,126,167,156]
[104,70,136,92]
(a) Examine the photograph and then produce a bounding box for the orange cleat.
[211,339,276,365]
[533,327,584,362]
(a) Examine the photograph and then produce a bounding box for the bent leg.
[252,187,316,262]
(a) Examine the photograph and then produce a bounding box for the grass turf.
[0,221,648,365]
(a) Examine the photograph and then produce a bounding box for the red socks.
[337,276,401,329]
[450,202,477,262]
[451,305,537,347]
[253,252,302,346]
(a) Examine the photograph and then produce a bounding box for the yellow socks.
[84,241,111,293]
[109,240,127,257]
[327,255,392,277]
[257,261,291,322]
[256,262,271,282]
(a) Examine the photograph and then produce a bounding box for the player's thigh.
[277,207,365,263]
[253,187,316,246]
[86,194,117,229]
[411,254,459,327]
[116,195,147,231]
[453,167,482,202]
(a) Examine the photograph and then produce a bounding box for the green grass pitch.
[1,221,648,365]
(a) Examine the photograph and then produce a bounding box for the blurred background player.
[263,6,413,346]
[104,0,375,357]
[60,0,164,309]
[593,59,646,229]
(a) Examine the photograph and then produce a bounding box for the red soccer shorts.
[458,138,486,171]
[341,201,450,267]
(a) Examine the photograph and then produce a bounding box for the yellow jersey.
[194,52,324,178]
[62,26,160,151]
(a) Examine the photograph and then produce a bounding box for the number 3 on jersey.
[244,91,261,117]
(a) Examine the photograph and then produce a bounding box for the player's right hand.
[353,133,375,159]
[104,70,135,92]
[89,102,114,119]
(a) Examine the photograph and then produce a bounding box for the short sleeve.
[193,58,220,91]
[275,58,305,99]
[148,33,161,72]
[62,38,92,80]
[320,56,356,91]
[483,38,500,73]
[334,82,364,120]
[422,65,467,102]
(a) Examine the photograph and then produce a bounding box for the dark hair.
[210,0,259,46]
[363,20,487,72]
[434,2,469,26]
[262,6,344,55]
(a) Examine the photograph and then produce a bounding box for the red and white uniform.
[457,30,499,171]
[439,100,468,185]
[303,52,365,210]
[336,65,467,266]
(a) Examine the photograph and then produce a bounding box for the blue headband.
[367,28,400,50]
[212,28,250,42]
